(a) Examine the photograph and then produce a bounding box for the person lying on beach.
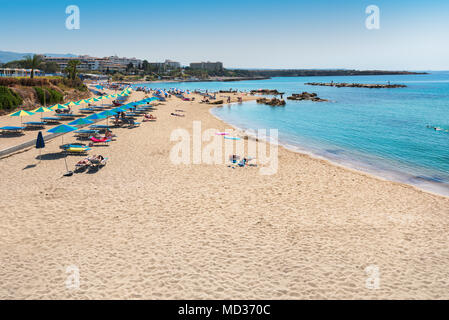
[171,113,185,117]
[143,114,157,121]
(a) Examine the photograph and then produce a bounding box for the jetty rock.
[287,92,328,102]
[251,89,284,95]
[256,98,286,106]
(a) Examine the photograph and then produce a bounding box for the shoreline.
[208,104,449,200]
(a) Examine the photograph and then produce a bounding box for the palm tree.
[65,60,81,80]
[22,54,44,78]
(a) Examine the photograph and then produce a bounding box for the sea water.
[134,73,449,196]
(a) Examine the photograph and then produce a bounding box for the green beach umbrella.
[8,110,34,126]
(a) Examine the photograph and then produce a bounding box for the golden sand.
[1,90,449,299]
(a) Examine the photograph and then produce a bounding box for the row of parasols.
[7,87,133,125]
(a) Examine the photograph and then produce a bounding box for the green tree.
[65,60,81,80]
[42,62,60,74]
[21,54,44,78]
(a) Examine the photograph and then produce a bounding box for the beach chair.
[0,126,25,136]
[87,156,108,173]
[89,136,111,146]
[64,146,91,155]
[24,122,46,130]
[128,119,140,128]
[42,117,62,124]
[75,130,100,139]
[60,143,87,150]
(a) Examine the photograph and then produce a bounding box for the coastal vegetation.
[0,76,88,114]
[0,86,23,111]
[34,86,64,105]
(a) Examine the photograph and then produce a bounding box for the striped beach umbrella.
[8,109,34,126]
[32,106,53,120]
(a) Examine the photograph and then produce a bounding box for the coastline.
[209,104,449,200]
[2,90,449,299]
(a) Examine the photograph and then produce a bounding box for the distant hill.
[0,51,78,63]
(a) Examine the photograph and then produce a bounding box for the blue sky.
[1,0,448,70]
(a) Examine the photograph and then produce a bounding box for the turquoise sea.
[133,73,449,196]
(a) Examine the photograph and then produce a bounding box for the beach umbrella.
[8,110,34,126]
[99,110,118,126]
[36,131,45,162]
[32,106,53,120]
[86,112,106,121]
[68,118,94,126]
[50,104,67,110]
[47,124,79,172]
[111,107,126,113]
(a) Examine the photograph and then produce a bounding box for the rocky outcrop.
[251,89,284,95]
[256,98,286,106]
[287,92,328,102]
[306,82,407,89]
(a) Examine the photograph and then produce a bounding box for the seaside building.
[148,59,181,72]
[190,61,224,72]
[42,55,139,73]
[107,55,142,68]
[0,68,44,77]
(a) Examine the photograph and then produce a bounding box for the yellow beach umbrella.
[8,109,34,126]
[32,106,53,120]
[50,104,67,110]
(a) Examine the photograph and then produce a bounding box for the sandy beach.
[1,89,449,300]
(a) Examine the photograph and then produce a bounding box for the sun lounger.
[57,114,76,120]
[79,108,95,114]
[64,146,91,155]
[60,143,87,150]
[42,117,62,124]
[89,136,111,146]
[0,126,25,135]
[24,121,46,129]
[127,120,140,128]
[75,129,100,139]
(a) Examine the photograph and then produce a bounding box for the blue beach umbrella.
[111,107,127,113]
[69,118,94,126]
[99,110,119,126]
[86,113,106,121]
[47,124,79,172]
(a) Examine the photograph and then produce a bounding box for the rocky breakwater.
[251,89,285,95]
[306,82,407,89]
[287,92,328,102]
[256,98,286,106]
